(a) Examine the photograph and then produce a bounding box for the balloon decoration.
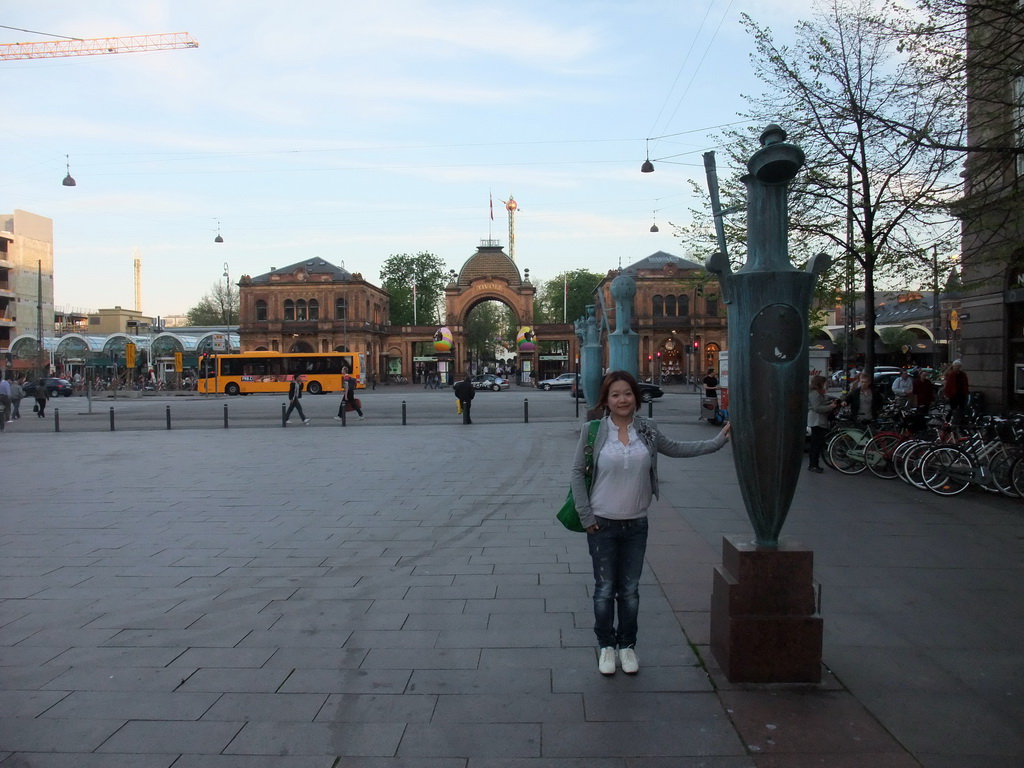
[516,326,536,352]
[433,326,453,352]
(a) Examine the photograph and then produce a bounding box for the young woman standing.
[569,370,730,676]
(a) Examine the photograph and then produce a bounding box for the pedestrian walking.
[0,377,11,428]
[284,376,310,425]
[10,377,24,420]
[335,371,364,420]
[944,360,969,424]
[34,379,48,418]
[807,374,836,473]
[453,374,475,424]
[569,370,730,676]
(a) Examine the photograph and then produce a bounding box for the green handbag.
[556,420,600,532]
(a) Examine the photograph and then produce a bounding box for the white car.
[537,372,577,390]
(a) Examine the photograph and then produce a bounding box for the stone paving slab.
[1,421,1023,767]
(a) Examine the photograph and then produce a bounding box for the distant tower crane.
[0,32,198,61]
[133,249,142,313]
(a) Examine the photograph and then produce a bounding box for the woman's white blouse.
[589,424,653,520]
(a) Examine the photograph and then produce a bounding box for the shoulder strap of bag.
[583,419,600,489]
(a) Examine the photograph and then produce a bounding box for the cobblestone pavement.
[1,412,1022,767]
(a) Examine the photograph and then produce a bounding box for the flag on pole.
[489,191,494,221]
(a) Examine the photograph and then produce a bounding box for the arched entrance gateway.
[411,240,572,385]
[439,241,547,384]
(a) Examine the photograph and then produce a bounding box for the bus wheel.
[306,381,323,395]
[225,382,241,396]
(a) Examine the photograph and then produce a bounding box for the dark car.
[22,377,74,398]
[571,380,663,403]
[470,374,510,391]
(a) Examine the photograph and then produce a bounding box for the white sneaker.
[598,646,616,676]
[333,416,342,421]
[303,419,311,425]
[619,647,639,675]
[285,420,292,424]
[358,415,364,420]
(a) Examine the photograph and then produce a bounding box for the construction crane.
[0,32,198,61]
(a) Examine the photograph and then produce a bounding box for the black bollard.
[648,398,653,418]
[54,408,60,433]
[524,398,529,423]
[402,400,407,425]
[166,405,172,430]
[109,406,115,431]
[223,403,229,428]
[282,402,287,427]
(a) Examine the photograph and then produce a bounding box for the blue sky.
[2,0,811,317]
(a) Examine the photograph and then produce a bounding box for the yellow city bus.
[196,351,363,396]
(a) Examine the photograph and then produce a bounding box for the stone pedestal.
[710,536,823,683]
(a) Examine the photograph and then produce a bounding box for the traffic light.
[693,341,699,350]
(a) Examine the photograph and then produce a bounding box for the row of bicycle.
[823,406,1024,497]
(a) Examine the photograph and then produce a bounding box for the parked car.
[537,372,577,391]
[22,377,74,398]
[470,374,510,391]
[571,380,663,402]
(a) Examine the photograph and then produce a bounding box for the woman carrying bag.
[569,370,730,676]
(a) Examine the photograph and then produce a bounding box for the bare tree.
[675,0,964,373]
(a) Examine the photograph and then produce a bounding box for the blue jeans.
[587,516,648,648]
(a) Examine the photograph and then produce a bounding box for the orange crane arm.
[0,32,198,61]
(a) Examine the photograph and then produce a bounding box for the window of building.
[706,296,719,316]
[677,295,689,317]
[665,295,677,316]
[309,299,319,320]
[255,300,267,321]
[336,297,348,320]
[652,295,664,317]
[296,299,307,321]
[284,299,295,321]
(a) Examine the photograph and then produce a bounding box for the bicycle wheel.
[864,433,901,479]
[827,431,867,474]
[922,446,974,496]
[893,439,925,484]
[901,442,936,489]
[1011,453,1024,498]
[988,447,1021,498]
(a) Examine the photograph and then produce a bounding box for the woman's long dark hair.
[597,370,641,412]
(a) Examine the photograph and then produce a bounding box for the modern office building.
[0,209,54,360]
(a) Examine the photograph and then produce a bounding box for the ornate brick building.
[597,251,725,382]
[237,259,390,376]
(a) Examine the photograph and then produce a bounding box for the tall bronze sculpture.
[579,305,603,409]
[707,125,829,683]
[607,274,639,379]
[707,124,829,547]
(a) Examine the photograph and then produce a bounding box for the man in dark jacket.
[453,374,475,425]
[285,376,310,425]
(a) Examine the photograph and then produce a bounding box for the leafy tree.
[465,300,516,365]
[380,252,448,326]
[674,0,963,373]
[533,269,605,324]
[879,326,917,360]
[186,280,238,326]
